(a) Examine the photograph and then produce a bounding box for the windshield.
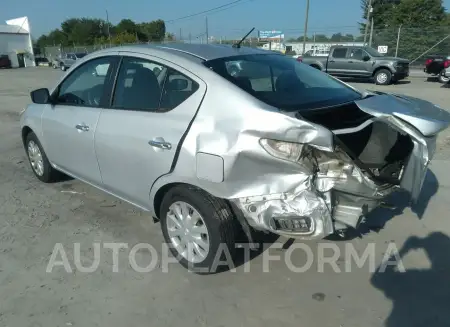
[364,47,383,57]
[75,53,87,58]
[204,54,362,111]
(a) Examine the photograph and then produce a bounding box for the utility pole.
[106,10,111,46]
[206,17,209,44]
[369,17,374,47]
[395,24,402,57]
[302,0,310,54]
[363,0,372,45]
[179,28,182,42]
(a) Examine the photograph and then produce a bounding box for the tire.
[25,132,62,183]
[160,185,237,273]
[438,69,449,83]
[374,69,392,85]
[60,65,66,71]
[310,65,321,70]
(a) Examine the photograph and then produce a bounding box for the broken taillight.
[444,60,450,68]
[425,58,433,66]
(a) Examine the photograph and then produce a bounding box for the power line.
[166,0,252,23]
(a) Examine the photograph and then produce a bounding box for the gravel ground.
[1,67,450,327]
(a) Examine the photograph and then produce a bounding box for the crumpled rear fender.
[149,100,334,218]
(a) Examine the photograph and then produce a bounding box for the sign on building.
[259,30,284,41]
[377,45,388,54]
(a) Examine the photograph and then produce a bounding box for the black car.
[423,55,450,83]
[0,54,11,68]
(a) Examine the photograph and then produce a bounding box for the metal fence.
[37,25,450,67]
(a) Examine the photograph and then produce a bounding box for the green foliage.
[360,0,449,60]
[37,17,166,47]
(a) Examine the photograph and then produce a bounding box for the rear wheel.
[160,185,237,273]
[374,69,392,85]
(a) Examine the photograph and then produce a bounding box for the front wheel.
[25,132,63,183]
[60,65,66,71]
[438,69,449,83]
[160,185,237,273]
[374,69,392,85]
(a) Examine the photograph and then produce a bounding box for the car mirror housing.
[30,88,51,104]
[363,55,371,62]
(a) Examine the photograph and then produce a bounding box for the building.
[0,16,35,68]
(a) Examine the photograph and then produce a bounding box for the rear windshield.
[75,53,87,58]
[204,54,362,111]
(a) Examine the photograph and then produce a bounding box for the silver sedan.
[20,43,450,273]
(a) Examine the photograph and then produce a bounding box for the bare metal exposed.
[20,43,450,272]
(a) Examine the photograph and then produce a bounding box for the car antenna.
[233,27,255,49]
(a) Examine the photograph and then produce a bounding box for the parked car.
[56,52,88,71]
[35,57,50,67]
[20,44,450,273]
[300,45,410,85]
[423,55,450,83]
[0,54,11,68]
[442,66,450,82]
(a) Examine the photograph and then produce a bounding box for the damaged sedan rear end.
[149,46,450,272]
[197,51,450,243]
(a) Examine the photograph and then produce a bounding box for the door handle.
[329,60,335,63]
[348,60,354,63]
[75,124,89,132]
[149,139,172,150]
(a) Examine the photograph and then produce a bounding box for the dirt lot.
[1,68,450,327]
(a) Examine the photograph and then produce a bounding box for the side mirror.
[168,78,188,91]
[363,55,371,61]
[30,88,51,104]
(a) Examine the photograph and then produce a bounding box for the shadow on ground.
[371,231,450,326]
[339,77,411,85]
[331,169,439,240]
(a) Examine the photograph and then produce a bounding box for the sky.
[1,0,450,41]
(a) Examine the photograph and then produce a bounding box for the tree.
[35,17,168,50]
[360,0,448,59]
[165,32,176,41]
[139,19,166,42]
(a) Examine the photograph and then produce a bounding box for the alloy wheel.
[27,140,44,176]
[377,73,388,84]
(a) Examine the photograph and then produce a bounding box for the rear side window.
[112,57,199,112]
[160,68,199,110]
[112,57,165,111]
[332,48,348,58]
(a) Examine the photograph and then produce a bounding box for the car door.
[347,48,372,77]
[41,55,119,185]
[326,47,349,75]
[94,54,206,209]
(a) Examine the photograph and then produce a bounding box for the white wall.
[0,33,35,68]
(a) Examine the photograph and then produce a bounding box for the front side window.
[349,48,364,60]
[56,56,113,107]
[204,54,362,111]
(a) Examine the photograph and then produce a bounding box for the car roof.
[105,43,273,62]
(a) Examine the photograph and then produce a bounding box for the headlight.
[259,138,304,162]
